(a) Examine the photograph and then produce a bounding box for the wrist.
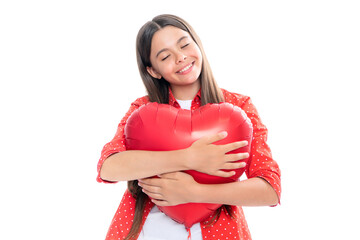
[180,147,192,171]
[190,182,205,203]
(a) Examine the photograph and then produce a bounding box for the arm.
[100,131,249,181]
[100,149,188,181]
[139,172,279,207]
[192,177,279,206]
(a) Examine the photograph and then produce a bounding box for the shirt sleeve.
[96,97,146,183]
[236,95,282,204]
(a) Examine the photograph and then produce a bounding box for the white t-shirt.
[137,206,202,240]
[138,99,202,240]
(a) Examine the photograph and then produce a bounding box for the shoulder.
[220,88,251,107]
[130,95,150,107]
[220,88,267,131]
[119,95,150,124]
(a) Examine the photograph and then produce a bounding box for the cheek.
[191,46,203,64]
[194,51,203,69]
[158,63,175,76]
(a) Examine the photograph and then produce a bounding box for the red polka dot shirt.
[97,88,281,240]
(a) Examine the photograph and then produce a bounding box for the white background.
[1,0,359,239]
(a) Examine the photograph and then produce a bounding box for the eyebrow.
[155,36,189,58]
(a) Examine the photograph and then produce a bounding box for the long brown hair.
[125,14,232,240]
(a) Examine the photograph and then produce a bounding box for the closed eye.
[181,43,190,49]
[161,55,170,61]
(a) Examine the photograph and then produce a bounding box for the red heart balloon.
[124,102,253,228]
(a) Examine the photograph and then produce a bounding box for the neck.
[170,81,200,100]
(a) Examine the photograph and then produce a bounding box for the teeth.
[178,63,193,73]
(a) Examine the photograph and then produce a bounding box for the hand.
[138,172,198,206]
[185,131,249,178]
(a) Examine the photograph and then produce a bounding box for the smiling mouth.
[177,61,195,73]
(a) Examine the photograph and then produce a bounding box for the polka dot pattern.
[97,88,281,239]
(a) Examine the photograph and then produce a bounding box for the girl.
[97,14,281,240]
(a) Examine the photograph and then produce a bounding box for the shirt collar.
[168,87,201,108]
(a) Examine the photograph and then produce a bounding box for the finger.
[151,199,170,206]
[142,188,164,200]
[213,170,236,178]
[158,172,179,179]
[222,162,247,170]
[222,140,248,153]
[202,131,228,144]
[138,182,161,194]
[224,152,250,162]
[139,178,162,187]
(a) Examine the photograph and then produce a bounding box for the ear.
[146,66,162,79]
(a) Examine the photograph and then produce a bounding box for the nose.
[175,51,187,64]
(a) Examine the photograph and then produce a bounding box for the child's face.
[147,26,203,89]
